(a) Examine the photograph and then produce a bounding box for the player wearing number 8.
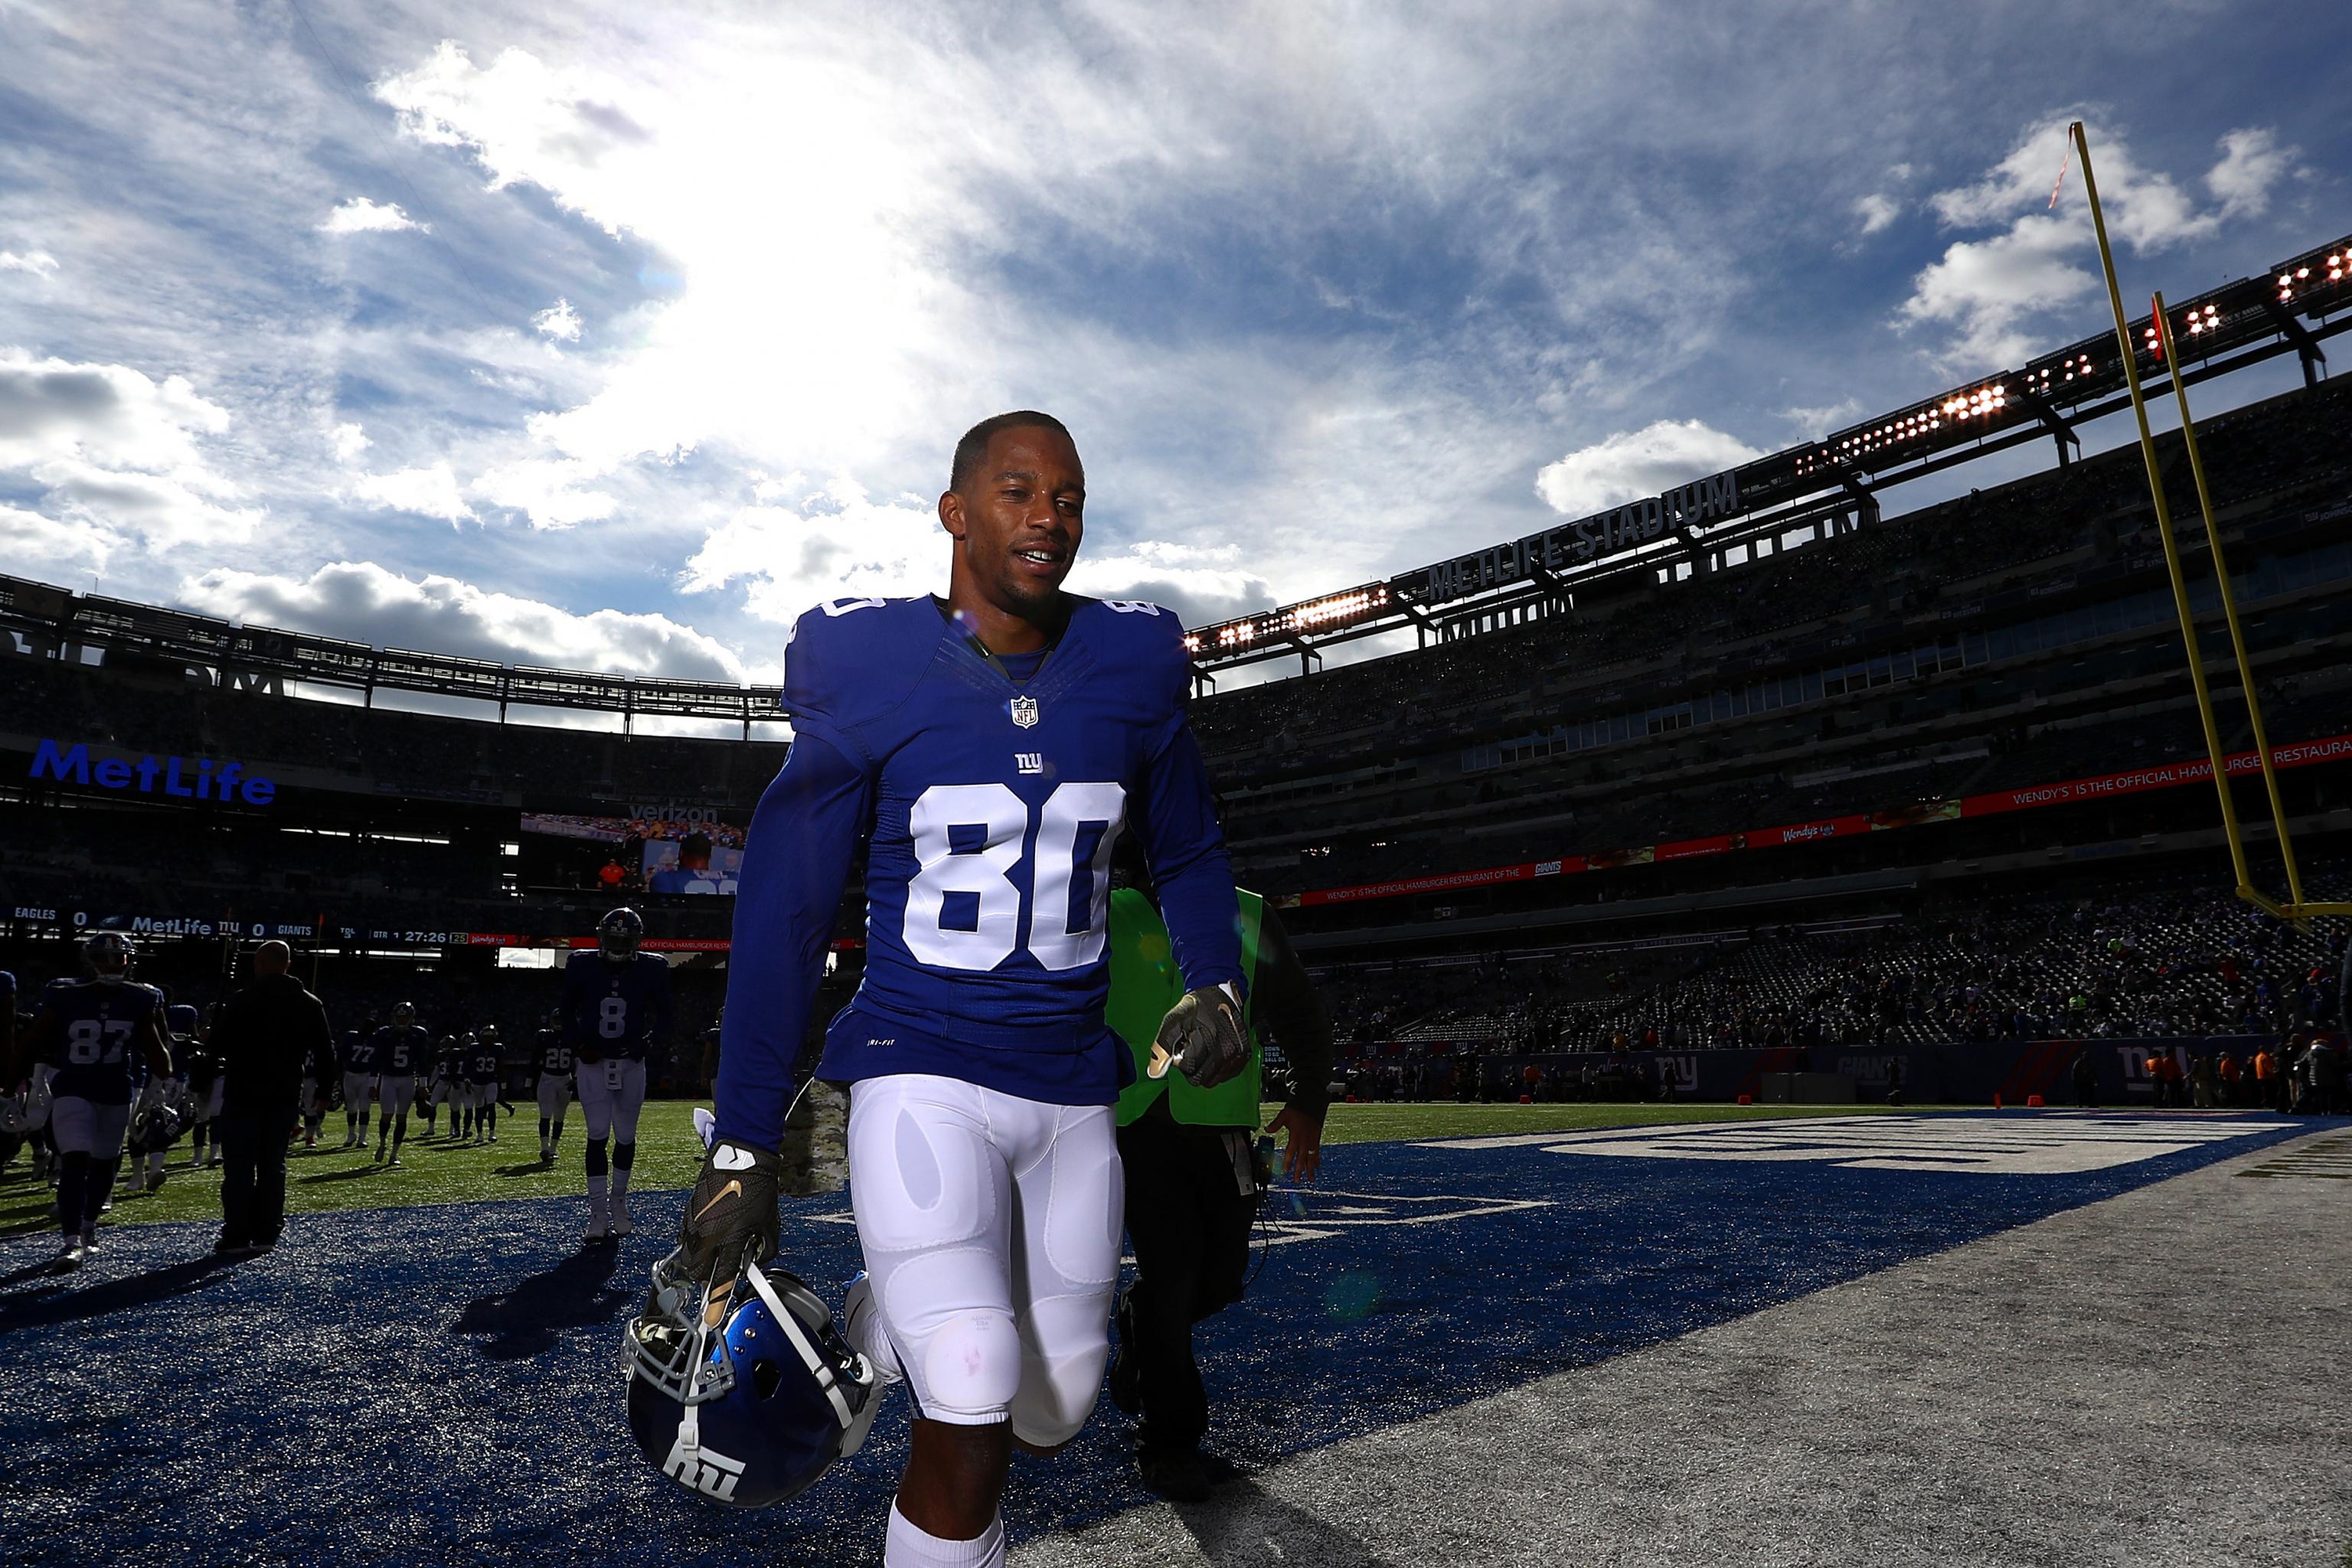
[639,413,1246,1563]
[564,907,674,1242]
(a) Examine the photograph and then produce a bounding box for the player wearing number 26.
[679,413,1245,1563]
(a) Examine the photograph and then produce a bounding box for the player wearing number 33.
[624,412,1249,1563]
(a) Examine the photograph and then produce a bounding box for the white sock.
[885,1503,1003,1568]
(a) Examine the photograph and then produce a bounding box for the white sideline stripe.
[1423,1115,2286,1174]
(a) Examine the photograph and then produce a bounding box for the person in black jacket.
[209,942,334,1255]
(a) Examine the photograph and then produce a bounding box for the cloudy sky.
[2,0,2345,687]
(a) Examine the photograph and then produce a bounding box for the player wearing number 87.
[21,932,173,1272]
[633,413,1246,1563]
[564,907,675,1243]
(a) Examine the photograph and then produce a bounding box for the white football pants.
[51,1096,131,1158]
[846,1073,1122,1448]
[379,1075,416,1120]
[341,1073,377,1115]
[536,1072,572,1121]
[575,1058,646,1143]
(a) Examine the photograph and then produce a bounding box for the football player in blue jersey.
[184,1002,224,1169]
[21,933,174,1270]
[534,1008,573,1163]
[564,908,674,1242]
[338,1013,380,1150]
[372,1001,429,1167]
[425,1033,459,1139]
[652,413,1248,1564]
[466,1029,504,1145]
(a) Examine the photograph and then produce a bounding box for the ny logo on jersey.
[1009,695,1040,729]
[663,1432,746,1501]
[1015,752,1044,775]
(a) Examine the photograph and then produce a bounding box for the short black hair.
[950,410,1073,495]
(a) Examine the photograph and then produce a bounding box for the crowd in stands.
[1306,864,2350,1099]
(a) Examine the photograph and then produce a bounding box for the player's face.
[941,426,1085,616]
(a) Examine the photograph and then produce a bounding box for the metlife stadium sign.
[26,738,278,805]
[1411,469,1741,605]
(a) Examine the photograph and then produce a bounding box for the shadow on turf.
[299,1165,387,1185]
[1169,1471,1400,1567]
[452,1242,631,1361]
[0,1253,243,1329]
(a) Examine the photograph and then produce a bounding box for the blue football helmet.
[598,906,645,962]
[624,1258,879,1508]
[83,931,134,984]
[129,1099,183,1152]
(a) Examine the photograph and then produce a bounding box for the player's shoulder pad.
[563,949,599,977]
[1069,595,1191,700]
[782,595,939,735]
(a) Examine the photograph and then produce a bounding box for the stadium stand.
[2,372,2346,1105]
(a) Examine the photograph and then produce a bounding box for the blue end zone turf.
[0,1112,2314,1565]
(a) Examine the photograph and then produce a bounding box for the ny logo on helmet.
[662,1432,746,1502]
[1009,695,1040,729]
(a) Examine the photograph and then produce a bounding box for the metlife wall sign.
[26,738,278,805]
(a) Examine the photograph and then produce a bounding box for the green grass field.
[0,1098,1950,1236]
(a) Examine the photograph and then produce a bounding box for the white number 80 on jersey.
[905,781,1127,972]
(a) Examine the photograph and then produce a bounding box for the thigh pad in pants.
[380,1076,416,1118]
[846,1074,1122,1446]
[575,1059,646,1142]
[52,1096,131,1158]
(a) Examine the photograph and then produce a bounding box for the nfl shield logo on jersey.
[1009,695,1040,728]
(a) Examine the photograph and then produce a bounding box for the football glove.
[673,1137,786,1313]
[1149,983,1249,1090]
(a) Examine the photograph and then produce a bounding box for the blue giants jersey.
[537,1028,572,1076]
[374,1024,427,1076]
[37,980,163,1106]
[714,595,1243,1152]
[467,1044,501,1083]
[561,951,674,1063]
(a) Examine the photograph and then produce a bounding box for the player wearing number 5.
[564,907,675,1243]
[635,413,1247,1562]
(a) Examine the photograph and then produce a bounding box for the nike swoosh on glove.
[1152,984,1249,1090]
[674,1137,786,1305]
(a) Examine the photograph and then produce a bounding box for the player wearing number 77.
[634,412,1247,1563]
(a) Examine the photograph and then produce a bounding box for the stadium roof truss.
[2,234,2347,717]
[1181,230,2352,678]
[0,577,786,730]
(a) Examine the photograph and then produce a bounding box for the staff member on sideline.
[209,942,334,1256]
[1106,865,1332,1502]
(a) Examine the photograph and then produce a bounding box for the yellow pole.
[2148,292,2307,910]
[2068,121,2251,900]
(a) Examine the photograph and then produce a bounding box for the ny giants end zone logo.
[663,1432,746,1501]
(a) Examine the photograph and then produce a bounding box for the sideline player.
[338,1014,378,1149]
[185,1003,224,1168]
[668,413,1247,1565]
[23,933,173,1269]
[374,1001,428,1166]
[534,1008,573,1163]
[465,1028,504,1145]
[564,909,672,1242]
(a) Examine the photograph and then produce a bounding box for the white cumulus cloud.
[178,560,754,684]
[320,197,427,234]
[0,250,60,277]
[1853,194,1900,236]
[1535,420,1764,518]
[354,462,474,524]
[531,298,583,341]
[1902,115,2298,371]
[330,422,371,463]
[683,479,946,623]
[0,503,115,579]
